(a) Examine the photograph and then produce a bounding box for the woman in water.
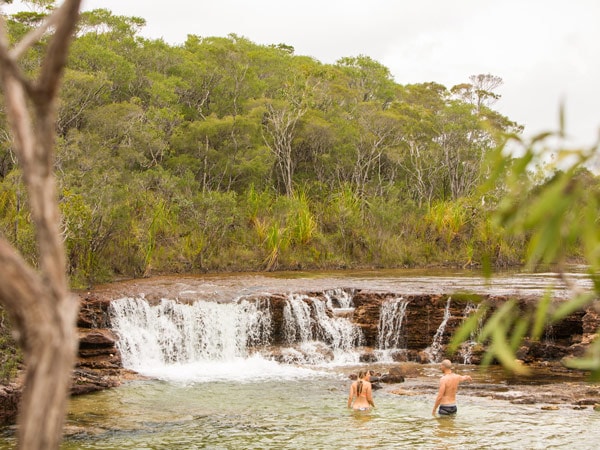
[347,369,376,411]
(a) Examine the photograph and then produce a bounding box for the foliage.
[1,5,596,318]
[0,306,21,383]
[450,121,600,379]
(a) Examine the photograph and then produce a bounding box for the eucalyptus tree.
[391,99,443,207]
[0,2,84,449]
[260,59,324,196]
[335,54,396,105]
[350,102,403,198]
[55,68,111,137]
[451,73,503,113]
[70,8,145,102]
[435,100,485,199]
[178,36,225,120]
[170,114,267,193]
[262,98,306,196]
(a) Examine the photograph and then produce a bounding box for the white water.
[377,297,410,350]
[283,293,362,360]
[425,297,452,363]
[109,293,363,381]
[457,302,483,364]
[109,296,309,382]
[322,287,355,309]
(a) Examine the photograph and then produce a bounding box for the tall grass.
[288,190,317,245]
[425,200,469,245]
[263,222,289,271]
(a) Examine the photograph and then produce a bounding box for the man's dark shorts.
[438,404,457,415]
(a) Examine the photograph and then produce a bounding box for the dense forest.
[0,6,591,290]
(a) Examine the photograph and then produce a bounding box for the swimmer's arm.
[348,384,356,408]
[460,375,473,383]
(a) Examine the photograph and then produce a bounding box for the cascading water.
[109,296,272,368]
[457,302,483,364]
[109,290,364,380]
[322,288,355,310]
[425,297,452,363]
[377,297,410,350]
[281,293,363,364]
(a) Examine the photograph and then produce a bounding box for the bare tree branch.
[0,1,83,448]
[9,5,61,59]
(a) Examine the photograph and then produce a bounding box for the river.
[0,268,598,449]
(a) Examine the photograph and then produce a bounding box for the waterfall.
[377,297,410,350]
[544,324,555,344]
[109,296,271,369]
[282,294,363,364]
[322,288,355,309]
[425,297,452,363]
[110,292,363,374]
[457,302,482,364]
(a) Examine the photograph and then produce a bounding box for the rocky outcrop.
[351,291,595,363]
[72,293,128,395]
[72,289,600,373]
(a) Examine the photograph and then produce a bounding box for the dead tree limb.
[0,1,83,449]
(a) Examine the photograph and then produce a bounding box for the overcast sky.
[5,1,600,148]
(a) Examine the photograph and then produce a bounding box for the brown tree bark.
[0,1,83,449]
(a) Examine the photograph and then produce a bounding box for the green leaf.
[447,303,488,353]
[531,290,552,340]
[490,327,529,375]
[509,316,529,350]
[478,299,517,342]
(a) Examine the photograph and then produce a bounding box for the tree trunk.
[0,1,83,448]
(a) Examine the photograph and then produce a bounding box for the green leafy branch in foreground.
[450,117,600,379]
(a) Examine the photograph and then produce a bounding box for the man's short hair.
[441,359,453,369]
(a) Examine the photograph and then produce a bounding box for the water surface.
[57,371,600,449]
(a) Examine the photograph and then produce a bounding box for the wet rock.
[71,369,120,396]
[0,384,20,425]
[359,352,378,363]
[389,364,421,378]
[541,405,560,410]
[390,388,420,396]
[380,373,405,383]
[79,329,116,348]
[77,293,113,328]
[388,349,409,362]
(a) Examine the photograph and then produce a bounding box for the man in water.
[432,359,472,416]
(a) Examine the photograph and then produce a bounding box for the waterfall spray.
[426,297,452,363]
[457,302,482,364]
[109,297,272,369]
[377,297,410,350]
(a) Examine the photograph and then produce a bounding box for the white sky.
[4,0,600,147]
